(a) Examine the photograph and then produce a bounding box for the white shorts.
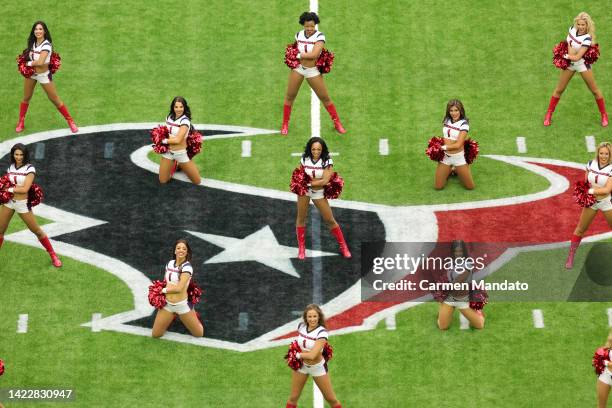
[591,195,612,212]
[3,199,29,214]
[298,359,328,377]
[441,151,467,167]
[31,70,52,84]
[568,59,590,73]
[599,368,612,386]
[161,149,190,164]
[293,64,320,78]
[307,187,325,200]
[163,298,191,315]
[443,295,470,310]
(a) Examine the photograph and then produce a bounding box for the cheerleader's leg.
[434,163,453,190]
[16,78,36,132]
[178,309,204,337]
[151,308,175,338]
[306,75,346,134]
[158,157,175,184]
[459,307,485,329]
[580,70,607,126]
[437,302,454,330]
[287,370,309,406]
[312,374,341,407]
[296,195,311,259]
[282,71,305,135]
[454,164,475,190]
[597,378,611,408]
[546,70,575,126]
[0,205,15,249]
[567,208,598,269]
[178,161,201,185]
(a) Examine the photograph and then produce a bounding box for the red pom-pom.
[0,175,15,204]
[187,130,203,160]
[16,53,34,78]
[49,52,61,74]
[290,167,312,196]
[323,172,344,199]
[426,137,446,162]
[573,181,597,208]
[27,184,44,209]
[284,43,300,69]
[469,288,489,311]
[150,126,170,154]
[284,340,304,370]
[593,347,610,376]
[148,280,167,309]
[464,139,479,164]
[316,49,335,74]
[322,343,333,362]
[583,44,600,65]
[552,41,570,70]
[0,359,4,376]
[188,281,203,305]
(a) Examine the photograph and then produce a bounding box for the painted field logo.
[2,125,611,351]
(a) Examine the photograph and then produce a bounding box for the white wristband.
[296,53,301,59]
[441,145,448,151]
[295,352,301,359]
[588,188,595,195]
[8,187,14,193]
[161,138,169,144]
[27,61,33,67]
[162,288,167,294]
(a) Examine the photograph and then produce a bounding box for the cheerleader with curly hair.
[544,12,608,127]
[151,239,204,338]
[281,11,346,135]
[16,21,78,133]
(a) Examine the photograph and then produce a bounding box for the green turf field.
[2,0,612,407]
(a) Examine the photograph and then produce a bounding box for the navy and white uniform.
[301,156,333,200]
[4,163,36,213]
[441,118,470,167]
[443,264,472,310]
[162,260,193,314]
[296,322,329,377]
[294,29,326,78]
[598,349,612,386]
[586,160,612,211]
[162,114,191,163]
[567,25,593,72]
[29,40,53,84]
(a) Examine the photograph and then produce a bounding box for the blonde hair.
[574,12,596,42]
[595,142,612,165]
[302,304,326,328]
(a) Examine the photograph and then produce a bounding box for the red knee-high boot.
[16,102,29,133]
[330,226,351,258]
[285,403,297,408]
[0,236,4,249]
[565,234,582,269]
[57,104,78,133]
[324,103,346,134]
[281,104,292,135]
[596,98,608,127]
[544,96,560,126]
[39,236,62,267]
[296,226,306,260]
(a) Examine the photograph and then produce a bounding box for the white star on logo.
[185,226,337,278]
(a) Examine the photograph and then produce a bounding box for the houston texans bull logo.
[1,125,611,351]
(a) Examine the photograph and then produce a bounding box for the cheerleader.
[434,99,475,190]
[0,144,61,267]
[158,96,201,184]
[151,239,204,338]
[286,304,341,408]
[565,142,612,269]
[544,12,608,127]
[597,331,612,407]
[281,11,346,135]
[16,21,78,133]
[296,137,351,259]
[437,240,484,330]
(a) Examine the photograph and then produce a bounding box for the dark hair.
[173,239,193,264]
[303,304,326,328]
[450,240,469,258]
[443,99,467,124]
[299,11,320,25]
[27,21,52,51]
[168,96,192,121]
[10,143,30,166]
[302,137,330,163]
